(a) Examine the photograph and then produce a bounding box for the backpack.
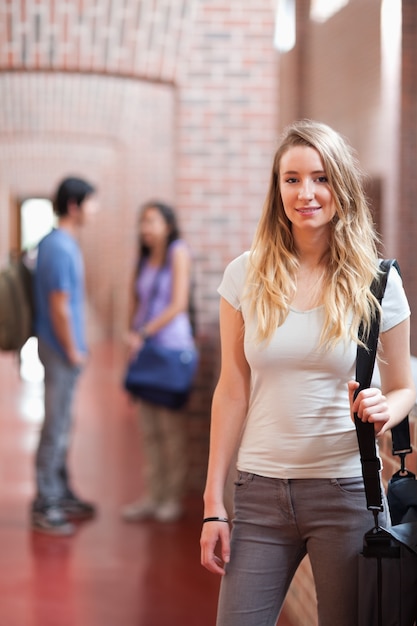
[0,251,36,352]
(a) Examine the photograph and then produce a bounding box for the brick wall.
[176,0,278,488]
[0,0,278,494]
[399,0,417,354]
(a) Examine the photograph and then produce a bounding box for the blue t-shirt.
[34,228,87,359]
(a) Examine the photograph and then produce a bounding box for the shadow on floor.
[0,341,293,626]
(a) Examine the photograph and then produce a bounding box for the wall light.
[310,0,349,23]
[274,0,296,53]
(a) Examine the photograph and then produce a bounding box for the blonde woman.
[200,120,415,626]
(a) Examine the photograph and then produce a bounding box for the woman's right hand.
[200,299,249,576]
[200,519,231,575]
[124,331,144,361]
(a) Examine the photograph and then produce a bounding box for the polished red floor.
[0,341,293,626]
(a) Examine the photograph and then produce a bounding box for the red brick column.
[399,0,417,354]
[176,1,279,488]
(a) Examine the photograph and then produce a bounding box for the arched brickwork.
[0,1,278,493]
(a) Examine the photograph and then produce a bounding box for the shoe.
[121,498,158,522]
[31,505,75,536]
[155,500,183,523]
[59,494,96,521]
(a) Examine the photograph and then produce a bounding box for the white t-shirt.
[218,252,411,479]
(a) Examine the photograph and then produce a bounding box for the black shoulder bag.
[356,259,417,626]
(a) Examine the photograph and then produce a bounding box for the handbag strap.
[136,258,165,327]
[355,259,412,519]
[139,241,197,337]
[144,269,163,325]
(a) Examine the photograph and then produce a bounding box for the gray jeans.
[217,472,390,626]
[34,338,82,506]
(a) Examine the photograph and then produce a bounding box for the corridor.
[0,341,293,626]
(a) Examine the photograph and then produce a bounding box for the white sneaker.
[121,498,157,522]
[155,500,183,523]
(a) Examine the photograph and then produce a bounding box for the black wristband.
[202,516,229,524]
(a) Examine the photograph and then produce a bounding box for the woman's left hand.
[348,380,390,436]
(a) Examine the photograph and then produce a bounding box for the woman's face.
[279,145,337,236]
[139,206,171,248]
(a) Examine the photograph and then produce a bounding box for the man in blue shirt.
[32,177,97,535]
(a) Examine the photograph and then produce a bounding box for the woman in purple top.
[121,201,196,523]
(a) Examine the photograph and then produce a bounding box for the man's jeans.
[34,338,82,506]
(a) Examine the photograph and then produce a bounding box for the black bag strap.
[355,259,412,517]
[384,261,413,459]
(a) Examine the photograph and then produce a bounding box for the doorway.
[19,198,56,383]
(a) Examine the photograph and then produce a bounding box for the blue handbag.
[123,340,198,410]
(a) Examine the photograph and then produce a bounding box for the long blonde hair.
[245,119,381,349]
